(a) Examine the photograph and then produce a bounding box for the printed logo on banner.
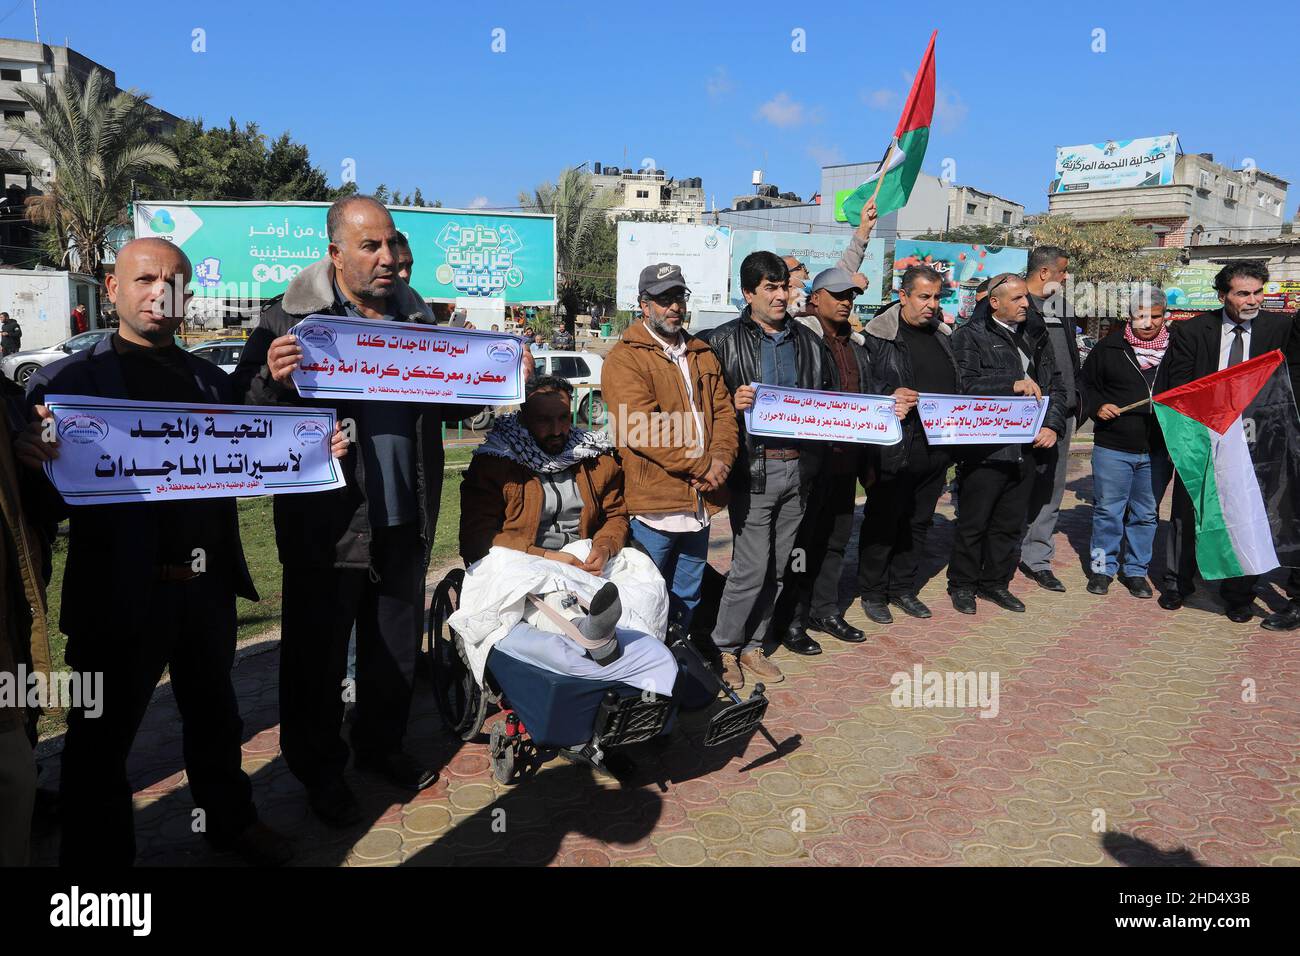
[297,324,337,348]
[921,400,938,412]
[1020,407,1039,428]
[704,232,720,250]
[486,342,518,363]
[875,402,894,415]
[149,210,176,233]
[58,415,109,444]
[293,420,328,445]
[759,391,779,405]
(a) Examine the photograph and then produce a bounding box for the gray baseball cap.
[810,267,860,295]
[639,262,690,296]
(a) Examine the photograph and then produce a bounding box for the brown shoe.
[739,649,785,684]
[718,653,745,690]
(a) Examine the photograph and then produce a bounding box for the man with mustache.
[701,251,833,688]
[1156,262,1297,624]
[233,196,483,826]
[857,265,955,624]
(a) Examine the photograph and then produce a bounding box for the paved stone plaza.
[31,454,1300,866]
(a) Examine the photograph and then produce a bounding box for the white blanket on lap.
[448,540,669,684]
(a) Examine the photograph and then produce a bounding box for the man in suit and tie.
[1156,261,1295,622]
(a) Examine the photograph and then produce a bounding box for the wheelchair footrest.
[592,690,674,749]
[704,690,769,747]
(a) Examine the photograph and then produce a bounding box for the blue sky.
[16,0,1300,218]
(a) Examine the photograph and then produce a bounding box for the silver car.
[1,329,112,386]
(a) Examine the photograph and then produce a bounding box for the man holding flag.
[1155,262,1299,622]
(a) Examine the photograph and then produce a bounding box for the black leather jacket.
[700,307,834,493]
[951,307,1067,465]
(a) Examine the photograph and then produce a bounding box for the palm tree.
[519,166,611,334]
[1,68,178,279]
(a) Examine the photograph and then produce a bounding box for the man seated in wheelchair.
[450,374,679,748]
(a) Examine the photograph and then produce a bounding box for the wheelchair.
[425,568,770,784]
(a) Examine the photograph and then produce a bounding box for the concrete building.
[0,38,179,265]
[1047,151,1288,248]
[588,162,705,224]
[730,184,804,210]
[1183,237,1300,284]
[947,185,1024,230]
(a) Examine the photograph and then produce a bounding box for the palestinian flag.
[841,30,936,226]
[1153,349,1300,579]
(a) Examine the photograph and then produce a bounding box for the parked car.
[186,338,246,374]
[532,348,607,426]
[1,329,112,386]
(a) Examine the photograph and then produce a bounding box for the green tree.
[1030,214,1180,316]
[519,167,612,333]
[915,223,1021,247]
[1,68,177,278]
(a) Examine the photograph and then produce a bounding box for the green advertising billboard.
[132,201,557,305]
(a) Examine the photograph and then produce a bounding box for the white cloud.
[706,66,734,101]
[806,143,845,166]
[934,86,968,134]
[863,88,897,110]
[757,92,807,128]
[468,196,490,209]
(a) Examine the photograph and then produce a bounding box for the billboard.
[729,230,887,307]
[616,222,731,311]
[1264,280,1300,313]
[132,201,557,304]
[1164,266,1221,311]
[1053,135,1177,194]
[892,239,1029,322]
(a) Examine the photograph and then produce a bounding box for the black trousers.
[947,457,1035,592]
[1162,475,1260,606]
[776,470,859,625]
[279,523,424,787]
[858,445,951,600]
[59,574,254,866]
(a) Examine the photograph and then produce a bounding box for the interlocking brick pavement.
[30,455,1300,866]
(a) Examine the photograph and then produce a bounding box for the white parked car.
[186,337,246,374]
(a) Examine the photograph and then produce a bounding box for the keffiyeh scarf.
[475,411,614,474]
[1124,323,1170,370]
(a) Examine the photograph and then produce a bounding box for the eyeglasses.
[648,290,690,305]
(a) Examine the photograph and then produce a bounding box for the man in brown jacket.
[601,263,739,635]
[461,375,628,570]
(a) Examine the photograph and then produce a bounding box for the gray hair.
[1128,284,1167,317]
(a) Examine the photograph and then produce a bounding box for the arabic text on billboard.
[892,240,1029,322]
[133,202,558,304]
[615,222,731,311]
[1053,135,1177,194]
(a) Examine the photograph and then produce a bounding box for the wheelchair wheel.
[427,569,487,741]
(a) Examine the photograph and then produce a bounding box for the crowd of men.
[2,191,1298,869]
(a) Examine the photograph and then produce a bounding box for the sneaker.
[739,649,785,684]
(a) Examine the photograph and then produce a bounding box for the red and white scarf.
[1123,323,1170,370]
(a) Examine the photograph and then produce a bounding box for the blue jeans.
[1090,444,1161,578]
[630,520,710,632]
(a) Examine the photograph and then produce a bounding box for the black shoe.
[890,593,932,619]
[1225,604,1254,624]
[950,589,977,615]
[306,777,363,828]
[1020,563,1066,593]
[860,599,893,625]
[1086,573,1112,595]
[355,750,439,792]
[976,586,1026,612]
[1118,575,1153,599]
[1158,591,1185,611]
[213,821,296,867]
[1261,604,1300,631]
[809,615,865,644]
[782,625,824,655]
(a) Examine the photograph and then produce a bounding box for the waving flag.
[1153,350,1300,579]
[842,30,936,226]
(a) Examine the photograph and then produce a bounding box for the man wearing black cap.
[773,266,907,653]
[602,264,739,637]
